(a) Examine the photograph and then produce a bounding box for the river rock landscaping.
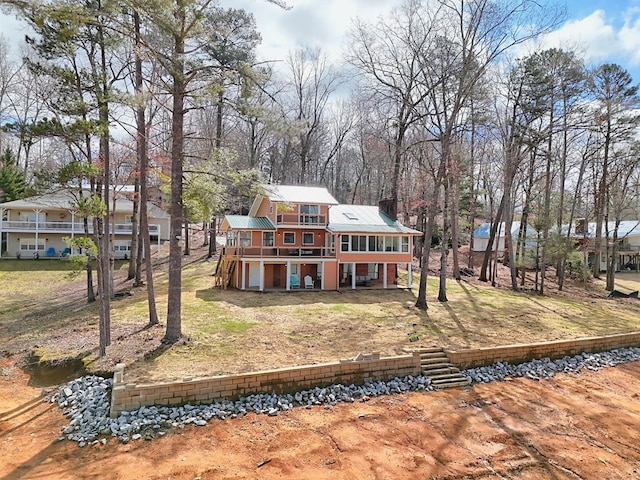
[50,346,640,446]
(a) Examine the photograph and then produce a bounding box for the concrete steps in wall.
[406,346,471,390]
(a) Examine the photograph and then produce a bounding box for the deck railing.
[276,213,326,226]
[222,245,336,258]
[1,220,159,235]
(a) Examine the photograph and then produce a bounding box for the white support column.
[407,262,412,289]
[157,232,161,258]
[34,209,41,257]
[286,261,291,290]
[320,262,324,290]
[241,260,246,290]
[383,262,388,289]
[259,260,264,292]
[351,262,356,289]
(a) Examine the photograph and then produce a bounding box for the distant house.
[217,185,422,291]
[472,221,537,253]
[569,220,640,272]
[0,190,170,259]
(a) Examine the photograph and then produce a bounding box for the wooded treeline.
[0,0,639,355]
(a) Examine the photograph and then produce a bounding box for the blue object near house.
[472,221,536,253]
[46,247,56,257]
[290,275,300,288]
[61,247,71,257]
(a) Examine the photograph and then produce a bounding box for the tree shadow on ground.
[195,287,418,308]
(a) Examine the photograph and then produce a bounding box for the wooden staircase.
[416,347,471,390]
[213,256,237,289]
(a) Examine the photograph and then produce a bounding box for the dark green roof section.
[224,215,275,230]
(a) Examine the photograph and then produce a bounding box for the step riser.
[434,382,471,389]
[422,362,455,369]
[421,358,449,365]
[430,374,467,381]
[423,367,460,378]
[421,353,448,358]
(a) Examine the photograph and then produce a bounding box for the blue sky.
[1,0,639,82]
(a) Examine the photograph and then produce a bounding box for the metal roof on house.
[327,205,422,235]
[473,221,535,239]
[0,190,169,217]
[262,184,339,205]
[567,220,640,238]
[223,215,276,230]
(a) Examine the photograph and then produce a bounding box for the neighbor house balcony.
[1,220,160,235]
[618,245,640,254]
[222,245,336,259]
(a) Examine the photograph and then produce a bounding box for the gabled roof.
[327,205,421,235]
[263,184,339,204]
[222,215,275,230]
[249,184,339,216]
[0,190,169,217]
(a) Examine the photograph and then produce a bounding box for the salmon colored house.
[216,185,422,291]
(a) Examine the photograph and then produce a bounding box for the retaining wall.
[446,331,640,369]
[110,352,422,417]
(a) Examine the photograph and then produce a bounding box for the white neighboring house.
[569,220,640,272]
[472,221,537,254]
[0,190,170,259]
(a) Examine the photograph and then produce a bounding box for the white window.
[19,212,45,223]
[283,232,295,245]
[302,232,314,245]
[368,263,379,280]
[239,231,251,247]
[227,231,236,246]
[401,236,409,253]
[341,234,349,252]
[114,241,131,252]
[263,231,274,246]
[300,205,320,224]
[125,215,134,224]
[20,238,45,251]
[386,236,400,252]
[351,235,367,251]
[300,204,319,214]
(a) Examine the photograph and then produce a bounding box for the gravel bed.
[49,347,640,446]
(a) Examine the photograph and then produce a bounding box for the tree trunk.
[134,9,158,326]
[415,153,446,311]
[164,23,186,344]
[438,182,450,302]
[479,197,505,282]
[208,216,217,258]
[183,215,190,256]
[128,174,140,280]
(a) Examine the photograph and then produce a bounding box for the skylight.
[343,212,358,220]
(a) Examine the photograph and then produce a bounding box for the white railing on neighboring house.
[0,220,159,235]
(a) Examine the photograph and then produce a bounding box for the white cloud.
[0,12,30,57]
[541,10,617,64]
[619,11,640,66]
[222,0,399,65]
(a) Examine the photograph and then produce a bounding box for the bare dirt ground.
[2,353,640,480]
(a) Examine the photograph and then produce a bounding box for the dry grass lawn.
[1,252,640,383]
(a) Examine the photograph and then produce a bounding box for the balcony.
[222,245,336,259]
[276,213,326,226]
[0,220,160,235]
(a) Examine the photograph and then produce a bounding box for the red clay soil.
[2,355,640,480]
